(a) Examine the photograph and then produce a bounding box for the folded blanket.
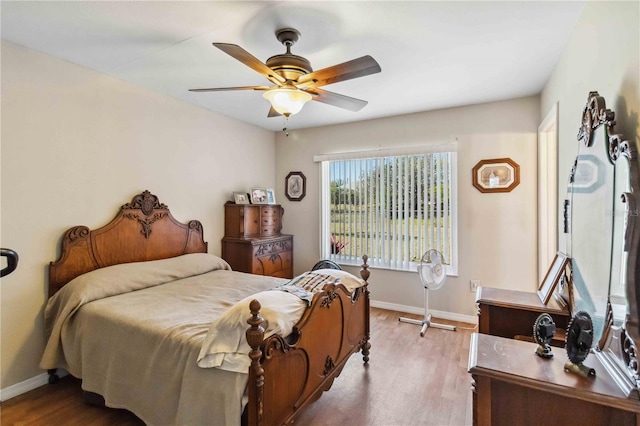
[274,271,341,305]
[197,268,365,373]
[197,289,307,372]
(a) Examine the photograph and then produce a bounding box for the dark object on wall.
[0,248,19,277]
[285,171,306,201]
[311,260,342,271]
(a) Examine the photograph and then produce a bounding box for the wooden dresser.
[469,333,640,426]
[476,286,570,347]
[221,203,293,279]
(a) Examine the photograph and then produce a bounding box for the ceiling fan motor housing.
[266,54,312,81]
[267,28,313,81]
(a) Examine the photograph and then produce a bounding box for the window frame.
[316,145,458,276]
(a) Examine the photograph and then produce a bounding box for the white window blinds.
[319,148,457,273]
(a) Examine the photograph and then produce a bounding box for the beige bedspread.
[40,254,365,425]
[40,254,290,426]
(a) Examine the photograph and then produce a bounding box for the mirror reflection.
[610,146,630,325]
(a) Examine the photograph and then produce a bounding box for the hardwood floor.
[1,308,475,425]
[295,308,475,426]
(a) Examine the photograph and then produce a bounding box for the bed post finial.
[360,254,370,282]
[246,299,265,426]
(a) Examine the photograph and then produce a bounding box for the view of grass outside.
[329,206,451,265]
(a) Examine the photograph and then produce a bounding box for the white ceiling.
[1,1,585,132]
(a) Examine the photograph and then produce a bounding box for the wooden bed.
[45,190,371,426]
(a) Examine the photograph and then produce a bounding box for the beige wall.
[0,41,275,391]
[275,96,540,319]
[540,0,639,252]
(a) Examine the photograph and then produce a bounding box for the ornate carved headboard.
[49,190,208,297]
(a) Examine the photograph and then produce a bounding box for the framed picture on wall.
[285,172,306,201]
[472,158,520,193]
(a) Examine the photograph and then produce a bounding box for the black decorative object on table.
[564,310,596,377]
[533,313,556,358]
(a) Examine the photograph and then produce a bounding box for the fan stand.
[399,285,456,336]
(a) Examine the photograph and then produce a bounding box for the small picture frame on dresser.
[266,188,276,204]
[233,192,250,205]
[537,251,570,304]
[250,188,268,204]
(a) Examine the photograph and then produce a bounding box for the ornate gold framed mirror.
[567,91,640,395]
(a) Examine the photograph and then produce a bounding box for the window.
[317,145,457,274]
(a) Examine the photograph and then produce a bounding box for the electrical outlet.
[470,280,481,292]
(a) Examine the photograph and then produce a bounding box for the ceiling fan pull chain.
[283,116,290,137]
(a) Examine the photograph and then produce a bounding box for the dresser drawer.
[260,206,282,236]
[260,206,280,217]
[221,235,293,279]
[225,203,283,238]
[252,237,292,278]
[224,204,260,238]
[253,249,292,278]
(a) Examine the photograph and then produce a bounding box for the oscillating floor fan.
[399,249,457,336]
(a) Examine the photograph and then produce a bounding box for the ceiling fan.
[189,28,381,118]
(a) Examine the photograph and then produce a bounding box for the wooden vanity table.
[468,91,640,426]
[469,333,640,426]
[476,286,570,346]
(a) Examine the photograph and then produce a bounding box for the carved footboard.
[245,256,371,426]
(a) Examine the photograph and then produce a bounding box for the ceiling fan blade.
[297,55,381,87]
[267,106,281,117]
[189,86,270,92]
[213,43,286,85]
[306,88,368,112]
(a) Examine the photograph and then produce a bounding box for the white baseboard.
[1,372,49,402]
[370,299,477,325]
[1,369,68,401]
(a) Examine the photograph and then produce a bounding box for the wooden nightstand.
[476,286,570,347]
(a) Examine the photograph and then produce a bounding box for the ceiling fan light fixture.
[263,87,312,117]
